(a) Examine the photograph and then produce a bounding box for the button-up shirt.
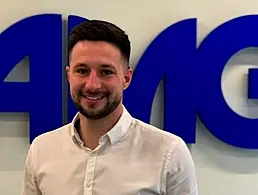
[21,106,198,195]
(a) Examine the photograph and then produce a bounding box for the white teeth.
[85,96,102,100]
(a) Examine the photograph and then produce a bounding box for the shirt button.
[86,182,91,188]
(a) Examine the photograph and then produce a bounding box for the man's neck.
[78,105,123,150]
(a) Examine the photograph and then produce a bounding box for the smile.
[82,94,106,101]
[85,96,104,100]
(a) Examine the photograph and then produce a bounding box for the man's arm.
[165,138,198,195]
[20,144,41,195]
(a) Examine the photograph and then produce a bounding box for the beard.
[71,87,121,120]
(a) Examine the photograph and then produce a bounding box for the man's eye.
[101,70,113,75]
[77,69,88,74]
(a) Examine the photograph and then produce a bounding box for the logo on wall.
[1,14,258,149]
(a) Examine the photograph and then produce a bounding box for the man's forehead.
[72,41,120,54]
[70,42,125,68]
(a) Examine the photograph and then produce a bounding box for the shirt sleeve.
[20,143,42,195]
[164,138,198,195]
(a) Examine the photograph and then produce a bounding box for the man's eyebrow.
[100,64,117,69]
[74,63,88,68]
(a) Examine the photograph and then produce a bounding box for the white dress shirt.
[21,106,198,195]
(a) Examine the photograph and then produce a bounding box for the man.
[21,19,198,195]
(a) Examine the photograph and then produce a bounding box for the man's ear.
[123,67,133,90]
[66,66,70,82]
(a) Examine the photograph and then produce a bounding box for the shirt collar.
[70,105,133,146]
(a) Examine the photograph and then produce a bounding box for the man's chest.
[36,151,164,195]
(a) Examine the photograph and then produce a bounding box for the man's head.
[66,20,133,120]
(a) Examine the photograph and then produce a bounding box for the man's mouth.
[81,92,107,101]
[83,95,105,100]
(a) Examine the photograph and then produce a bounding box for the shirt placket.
[84,151,98,195]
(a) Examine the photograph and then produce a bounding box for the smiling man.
[21,20,198,195]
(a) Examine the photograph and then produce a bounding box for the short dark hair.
[68,20,131,66]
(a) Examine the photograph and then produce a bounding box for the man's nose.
[85,71,102,90]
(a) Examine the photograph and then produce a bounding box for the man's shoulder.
[26,123,74,165]
[31,123,71,146]
[131,118,187,150]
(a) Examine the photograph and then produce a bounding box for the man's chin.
[74,98,121,120]
[80,109,109,120]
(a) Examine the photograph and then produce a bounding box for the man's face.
[66,40,133,119]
